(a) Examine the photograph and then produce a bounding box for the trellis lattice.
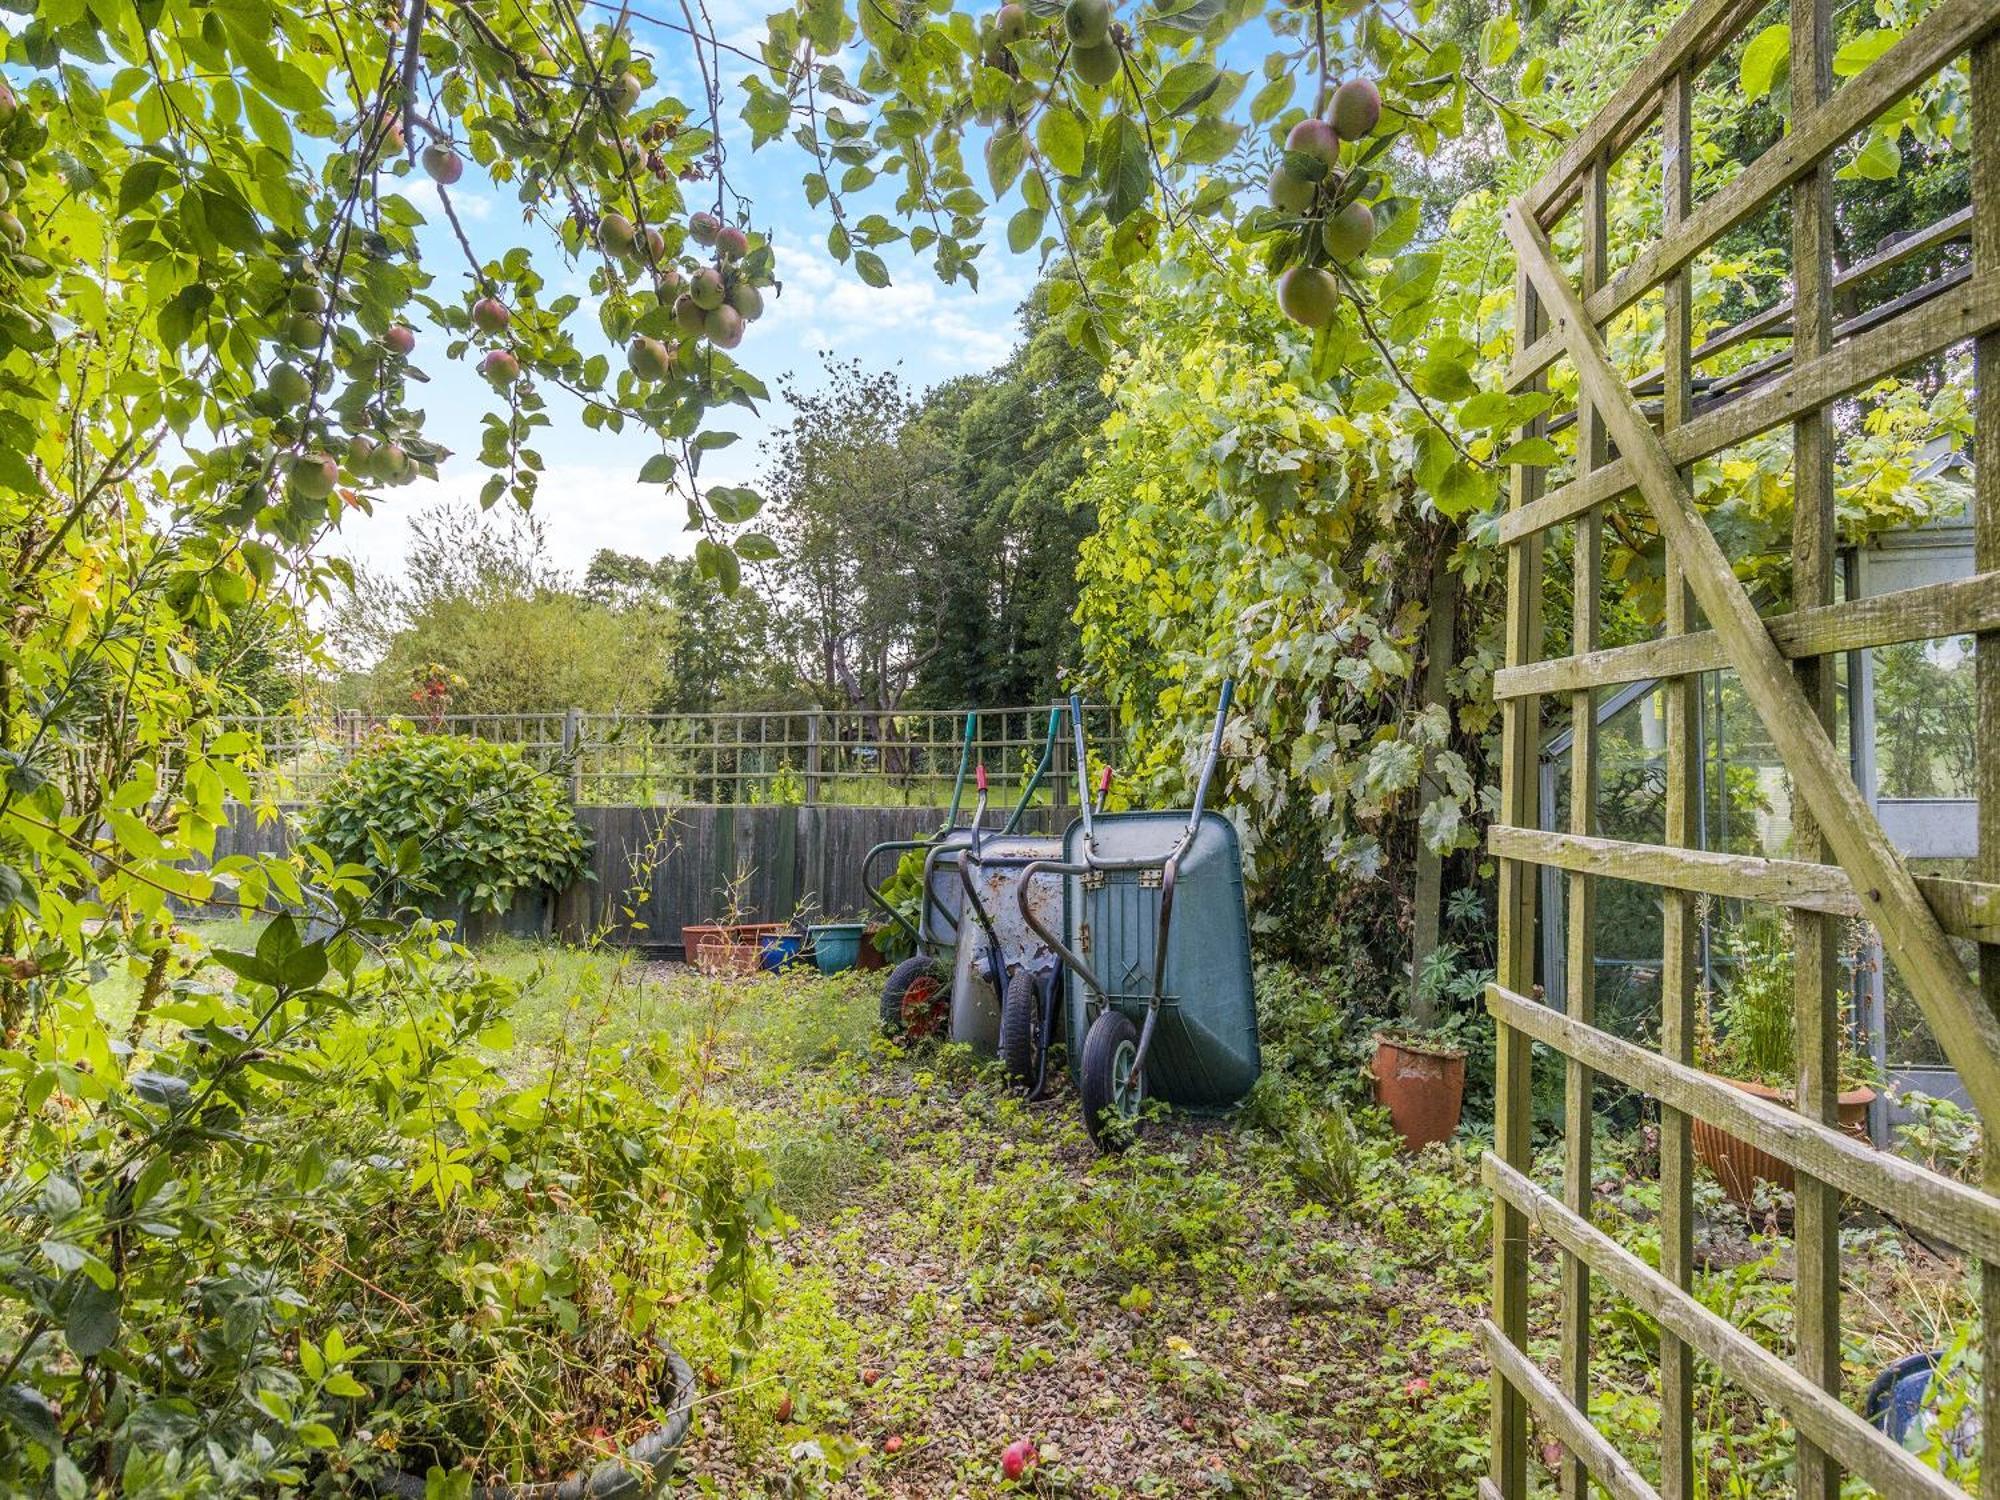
[1484,0,2000,1496]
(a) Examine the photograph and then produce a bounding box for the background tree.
[335,506,674,715]
[581,550,794,712]
[764,360,954,715]
[913,282,1108,707]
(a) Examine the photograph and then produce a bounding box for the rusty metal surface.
[948,834,1065,1054]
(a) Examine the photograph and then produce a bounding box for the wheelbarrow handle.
[1186,676,1234,835]
[1067,692,1094,842]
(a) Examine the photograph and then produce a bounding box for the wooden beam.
[1657,70,1697,1500]
[1519,0,1763,225]
[1494,572,2000,699]
[1489,256,1546,1500]
[1512,0,2000,388]
[1507,201,2000,1127]
[1559,155,1609,1500]
[1672,208,1972,379]
[1490,825,1859,913]
[1790,6,1844,1490]
[1487,825,2000,945]
[1487,985,2000,1264]
[1484,1151,1980,1500]
[1500,268,2000,545]
[1969,31,2000,1500]
[1480,1323,1662,1500]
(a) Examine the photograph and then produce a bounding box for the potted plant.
[1691,917,1877,1205]
[1372,1027,1468,1150]
[685,921,787,976]
[1371,948,1484,1150]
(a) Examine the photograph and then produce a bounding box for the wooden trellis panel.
[1485,0,2000,1495]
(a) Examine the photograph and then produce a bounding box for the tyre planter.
[1692,1079,1877,1205]
[375,1346,695,1500]
[1371,1034,1465,1151]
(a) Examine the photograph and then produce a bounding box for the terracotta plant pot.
[686,922,787,977]
[857,926,888,971]
[1372,1034,1466,1151]
[1691,1078,1877,1205]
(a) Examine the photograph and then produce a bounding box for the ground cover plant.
[493,953,1981,1498]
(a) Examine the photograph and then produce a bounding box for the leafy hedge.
[303,733,589,915]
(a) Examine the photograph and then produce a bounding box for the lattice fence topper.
[1483,0,2000,1496]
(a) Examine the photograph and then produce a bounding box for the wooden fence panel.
[197,802,1058,952]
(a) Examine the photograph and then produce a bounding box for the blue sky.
[344,0,1047,582]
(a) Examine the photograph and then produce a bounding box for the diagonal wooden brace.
[1504,200,2000,1127]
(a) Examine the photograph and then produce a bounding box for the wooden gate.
[1486,0,2000,1496]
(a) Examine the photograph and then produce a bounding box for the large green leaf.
[1096,115,1149,224]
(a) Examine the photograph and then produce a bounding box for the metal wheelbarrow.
[1018,682,1258,1150]
[862,711,977,1040]
[949,706,1102,1093]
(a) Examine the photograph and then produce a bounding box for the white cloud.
[767,232,1028,377]
[390,177,496,224]
[333,458,712,582]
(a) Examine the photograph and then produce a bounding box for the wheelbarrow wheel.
[998,967,1042,1089]
[881,956,949,1041]
[1080,1010,1143,1153]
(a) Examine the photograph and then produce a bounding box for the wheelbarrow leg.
[1029,967,1060,1102]
[1128,855,1179,1081]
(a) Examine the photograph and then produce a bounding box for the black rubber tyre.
[1080,1009,1143,1153]
[880,955,950,1040]
[998,967,1042,1089]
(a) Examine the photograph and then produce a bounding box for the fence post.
[563,707,583,804]
[804,713,821,805]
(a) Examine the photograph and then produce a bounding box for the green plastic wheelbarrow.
[1018,682,1258,1151]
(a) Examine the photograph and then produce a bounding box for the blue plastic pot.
[809,923,865,974]
[759,933,804,972]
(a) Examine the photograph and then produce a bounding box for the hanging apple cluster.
[0,85,34,265]
[620,207,771,381]
[1269,77,1383,330]
[217,2,781,540]
[977,0,1128,85]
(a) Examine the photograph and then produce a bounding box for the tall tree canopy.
[911,282,1109,707]
[762,361,954,713]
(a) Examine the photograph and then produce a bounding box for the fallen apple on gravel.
[1001,1438,1038,1479]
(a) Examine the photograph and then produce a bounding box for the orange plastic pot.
[1692,1078,1876,1205]
[1372,1034,1466,1151]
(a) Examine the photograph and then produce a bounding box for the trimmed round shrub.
[303,732,589,915]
